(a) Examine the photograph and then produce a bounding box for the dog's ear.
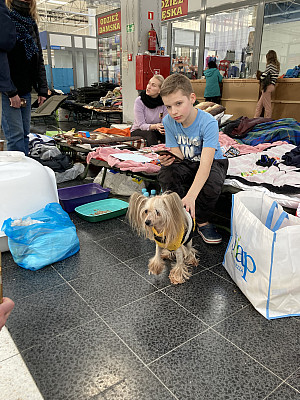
[162,191,186,245]
[163,191,183,209]
[129,192,146,212]
[127,192,147,231]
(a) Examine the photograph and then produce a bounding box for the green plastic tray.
[75,198,129,222]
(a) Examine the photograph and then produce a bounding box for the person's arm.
[133,98,151,131]
[0,0,17,94]
[0,297,15,331]
[182,147,215,218]
[0,0,16,52]
[182,117,219,218]
[159,146,184,166]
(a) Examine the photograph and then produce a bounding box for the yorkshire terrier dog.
[127,191,198,284]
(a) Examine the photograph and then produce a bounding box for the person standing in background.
[2,0,48,155]
[0,0,16,325]
[130,75,167,146]
[0,0,16,139]
[203,61,223,104]
[254,50,280,118]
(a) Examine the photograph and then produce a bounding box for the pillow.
[195,102,215,110]
[213,111,224,122]
[208,104,226,116]
[195,102,226,116]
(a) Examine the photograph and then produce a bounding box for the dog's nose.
[145,220,151,226]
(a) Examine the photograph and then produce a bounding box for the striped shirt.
[260,64,279,86]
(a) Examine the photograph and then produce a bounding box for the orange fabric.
[94,127,131,137]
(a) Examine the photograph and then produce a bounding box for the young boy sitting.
[158,73,228,244]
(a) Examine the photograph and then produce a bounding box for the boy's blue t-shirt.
[163,109,224,161]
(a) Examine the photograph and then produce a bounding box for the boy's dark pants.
[158,158,228,224]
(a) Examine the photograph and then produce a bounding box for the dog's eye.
[156,210,160,216]
[144,209,148,214]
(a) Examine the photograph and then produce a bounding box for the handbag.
[223,191,300,319]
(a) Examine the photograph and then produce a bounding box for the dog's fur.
[127,191,198,284]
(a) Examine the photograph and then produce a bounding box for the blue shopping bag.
[2,203,80,271]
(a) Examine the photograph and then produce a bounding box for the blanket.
[226,143,300,194]
[219,131,286,155]
[87,145,166,173]
[235,118,300,146]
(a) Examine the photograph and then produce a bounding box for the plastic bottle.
[142,188,147,195]
[143,192,149,197]
[150,189,156,197]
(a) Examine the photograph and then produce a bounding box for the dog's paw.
[148,258,165,275]
[160,249,175,261]
[169,264,191,285]
[186,256,199,267]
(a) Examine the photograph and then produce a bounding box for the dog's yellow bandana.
[152,213,196,251]
[152,225,185,251]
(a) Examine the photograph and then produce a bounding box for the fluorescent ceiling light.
[47,0,68,4]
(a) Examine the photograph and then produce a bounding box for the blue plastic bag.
[1,203,80,271]
[284,66,300,78]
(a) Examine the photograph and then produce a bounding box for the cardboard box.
[221,100,258,120]
[222,79,259,101]
[191,79,206,101]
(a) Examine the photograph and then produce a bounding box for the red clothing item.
[218,60,230,78]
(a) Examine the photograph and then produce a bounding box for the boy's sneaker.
[197,223,222,244]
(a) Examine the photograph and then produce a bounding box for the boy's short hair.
[160,73,193,98]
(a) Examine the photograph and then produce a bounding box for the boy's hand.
[159,154,175,167]
[182,193,196,219]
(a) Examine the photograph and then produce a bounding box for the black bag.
[260,72,272,92]
[36,154,73,172]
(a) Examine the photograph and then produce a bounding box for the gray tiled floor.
[1,119,299,399]
[3,188,300,399]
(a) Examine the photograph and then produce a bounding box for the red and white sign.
[148,11,154,20]
[97,11,121,35]
[161,0,188,21]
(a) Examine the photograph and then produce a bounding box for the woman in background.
[131,75,167,146]
[203,60,223,104]
[2,0,48,155]
[254,50,280,118]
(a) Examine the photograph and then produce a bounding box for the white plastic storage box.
[0,152,59,252]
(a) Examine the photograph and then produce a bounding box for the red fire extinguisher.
[148,23,157,53]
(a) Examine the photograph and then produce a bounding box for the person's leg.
[20,93,31,155]
[205,97,221,104]
[131,129,159,146]
[194,159,228,224]
[158,159,199,197]
[158,158,228,244]
[1,93,28,154]
[254,94,264,118]
[263,84,275,118]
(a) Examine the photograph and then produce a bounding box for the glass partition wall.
[204,6,257,79]
[167,19,200,79]
[260,0,300,75]
[98,34,121,84]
